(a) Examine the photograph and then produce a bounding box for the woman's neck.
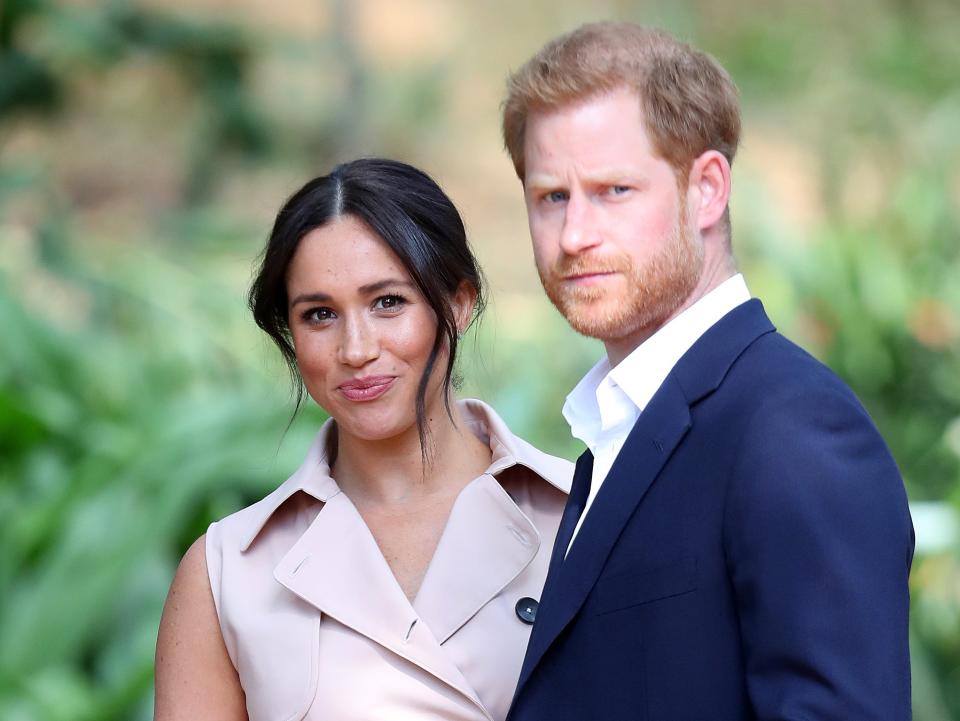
[331,399,493,508]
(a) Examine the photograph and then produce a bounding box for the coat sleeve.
[723,385,914,720]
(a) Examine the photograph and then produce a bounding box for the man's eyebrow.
[525,169,644,190]
[288,279,415,308]
[525,173,562,190]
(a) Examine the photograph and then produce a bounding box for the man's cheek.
[530,241,554,273]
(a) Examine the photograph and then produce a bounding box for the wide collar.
[239,399,571,715]
[238,398,570,553]
[516,298,776,697]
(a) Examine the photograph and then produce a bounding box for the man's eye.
[546,190,568,203]
[610,185,631,195]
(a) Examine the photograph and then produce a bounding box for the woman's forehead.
[288,218,412,290]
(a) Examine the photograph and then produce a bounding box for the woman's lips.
[338,376,396,402]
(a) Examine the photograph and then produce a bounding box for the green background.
[1,1,958,718]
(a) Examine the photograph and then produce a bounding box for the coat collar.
[238,398,569,553]
[459,398,572,495]
[270,470,543,714]
[237,424,339,553]
[245,398,569,715]
[271,489,487,710]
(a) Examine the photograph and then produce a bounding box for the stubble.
[538,211,704,342]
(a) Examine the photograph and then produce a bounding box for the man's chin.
[557,295,683,344]
[555,300,636,341]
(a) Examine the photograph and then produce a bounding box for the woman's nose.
[337,315,380,367]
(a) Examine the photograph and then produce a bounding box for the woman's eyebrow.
[289,279,415,307]
[289,291,331,307]
[357,279,416,295]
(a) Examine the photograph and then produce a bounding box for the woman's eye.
[303,307,335,323]
[374,294,406,311]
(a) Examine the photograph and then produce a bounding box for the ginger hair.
[502,22,741,185]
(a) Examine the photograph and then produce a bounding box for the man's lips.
[563,270,618,284]
[338,376,396,401]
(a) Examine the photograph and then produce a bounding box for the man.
[502,22,913,720]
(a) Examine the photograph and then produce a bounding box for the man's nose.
[337,314,380,367]
[558,194,601,255]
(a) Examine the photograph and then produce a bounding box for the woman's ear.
[451,281,478,335]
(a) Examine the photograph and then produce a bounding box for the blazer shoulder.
[722,331,907,512]
[731,329,865,406]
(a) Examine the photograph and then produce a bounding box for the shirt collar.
[561,356,612,448]
[562,274,751,445]
[239,398,570,552]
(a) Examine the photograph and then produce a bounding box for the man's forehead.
[523,92,654,154]
[525,88,647,129]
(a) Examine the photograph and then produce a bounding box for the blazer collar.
[672,298,775,404]
[516,299,776,696]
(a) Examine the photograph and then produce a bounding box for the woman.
[154,158,571,721]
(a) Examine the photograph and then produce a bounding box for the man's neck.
[605,260,737,367]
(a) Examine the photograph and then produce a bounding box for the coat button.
[515,597,538,624]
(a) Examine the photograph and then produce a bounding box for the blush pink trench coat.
[205,400,572,721]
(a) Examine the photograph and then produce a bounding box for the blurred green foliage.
[1,1,959,719]
[0,209,327,720]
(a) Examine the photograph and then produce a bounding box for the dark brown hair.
[249,158,485,453]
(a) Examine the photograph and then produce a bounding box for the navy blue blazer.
[509,300,914,721]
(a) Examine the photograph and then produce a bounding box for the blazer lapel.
[516,299,777,697]
[272,491,488,715]
[545,452,593,587]
[516,374,691,695]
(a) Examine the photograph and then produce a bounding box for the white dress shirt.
[562,274,752,552]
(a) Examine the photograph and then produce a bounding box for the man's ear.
[687,150,731,232]
[451,281,478,335]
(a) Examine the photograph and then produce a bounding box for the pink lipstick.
[338,376,396,402]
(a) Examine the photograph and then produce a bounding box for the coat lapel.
[515,299,777,697]
[414,474,540,644]
[272,491,488,714]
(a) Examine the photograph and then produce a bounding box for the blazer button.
[515,597,538,624]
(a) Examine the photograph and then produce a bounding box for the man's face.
[523,87,704,350]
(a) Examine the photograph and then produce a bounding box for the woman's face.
[286,215,470,442]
